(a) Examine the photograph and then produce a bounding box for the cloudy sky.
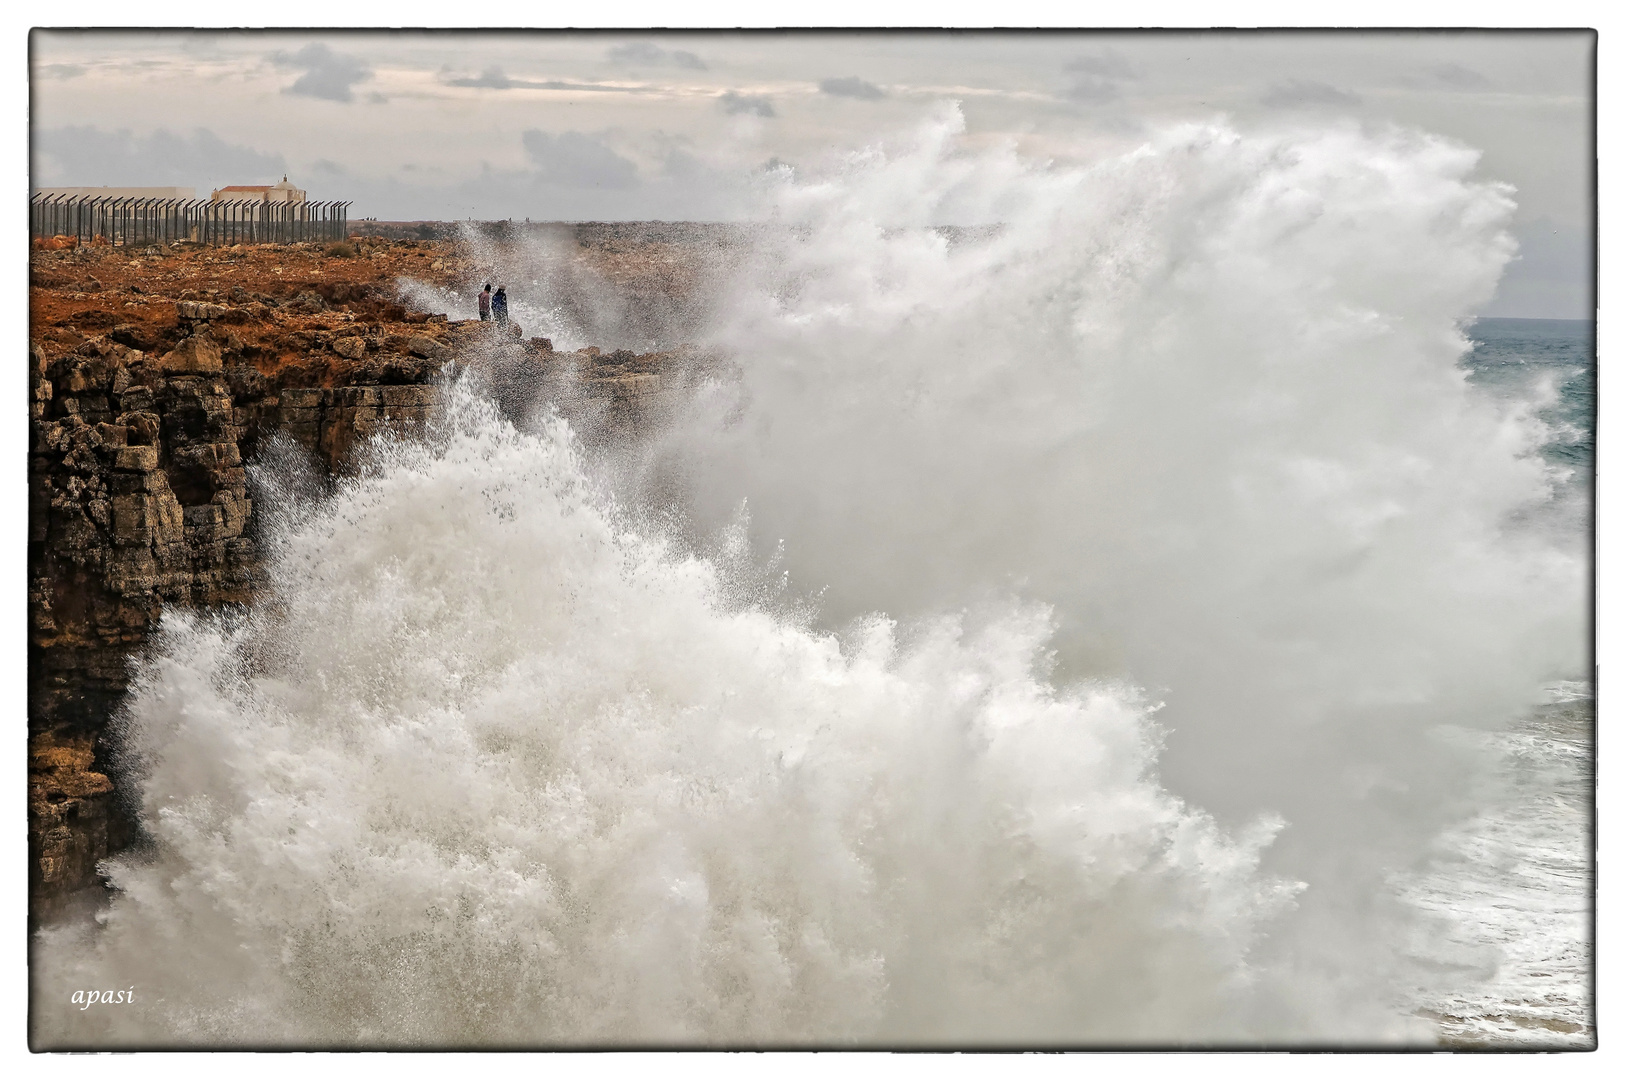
[31,29,1594,317]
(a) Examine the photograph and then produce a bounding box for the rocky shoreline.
[28,236,687,924]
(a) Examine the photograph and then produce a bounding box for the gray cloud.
[33,125,287,189]
[609,42,663,65]
[38,63,86,79]
[1260,78,1362,108]
[301,150,742,228]
[444,66,652,93]
[1062,51,1137,103]
[660,146,716,185]
[1064,75,1122,104]
[272,43,373,103]
[719,91,775,117]
[1485,214,1596,319]
[819,76,885,100]
[177,32,227,59]
[1430,62,1493,90]
[607,42,707,70]
[1065,52,1138,80]
[448,66,517,89]
[521,131,639,189]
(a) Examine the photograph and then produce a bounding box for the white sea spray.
[32,110,1588,1047]
[35,384,1300,1046]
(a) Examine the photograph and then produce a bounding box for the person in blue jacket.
[492,286,509,327]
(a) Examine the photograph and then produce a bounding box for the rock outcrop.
[28,239,692,926]
[27,247,459,925]
[25,334,452,924]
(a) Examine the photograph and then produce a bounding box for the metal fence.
[30,195,352,247]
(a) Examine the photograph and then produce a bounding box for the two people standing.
[478,283,509,327]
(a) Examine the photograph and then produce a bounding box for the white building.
[210,177,307,204]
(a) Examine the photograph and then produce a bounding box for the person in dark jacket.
[492,286,509,327]
[478,283,492,321]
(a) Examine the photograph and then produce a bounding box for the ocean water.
[1392,319,1595,1048]
[31,115,1593,1049]
[1464,317,1596,480]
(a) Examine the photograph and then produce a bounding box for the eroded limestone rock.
[159,333,222,374]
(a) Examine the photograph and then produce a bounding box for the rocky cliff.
[28,238,682,924]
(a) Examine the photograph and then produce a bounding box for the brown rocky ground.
[28,235,694,924]
[349,220,743,303]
